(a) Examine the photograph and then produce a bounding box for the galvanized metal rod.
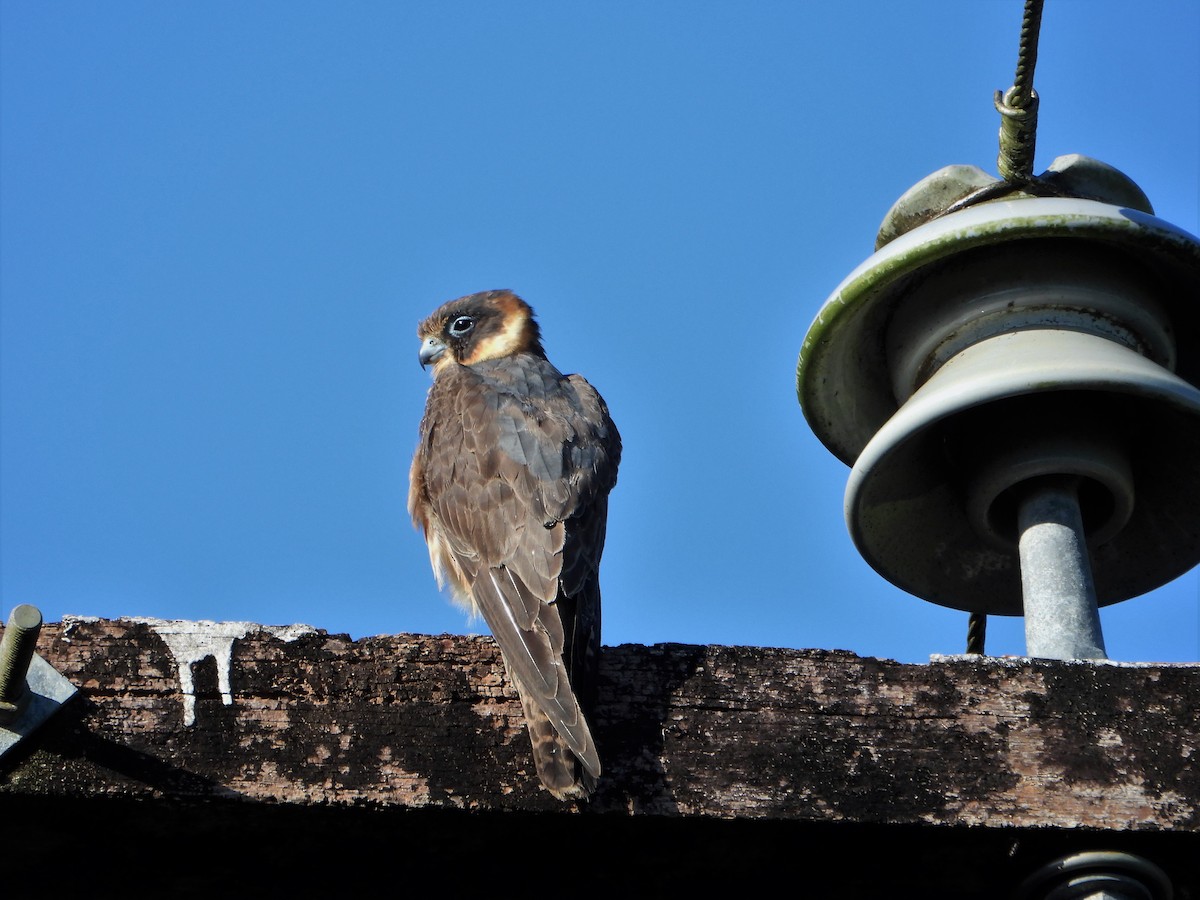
[0,604,44,706]
[1017,478,1107,660]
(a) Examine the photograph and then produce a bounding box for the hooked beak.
[419,336,446,369]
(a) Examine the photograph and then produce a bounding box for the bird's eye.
[449,316,475,337]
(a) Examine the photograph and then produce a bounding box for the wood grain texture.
[3,617,1195,832]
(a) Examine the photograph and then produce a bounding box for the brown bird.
[408,290,620,799]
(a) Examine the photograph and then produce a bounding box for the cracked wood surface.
[3,617,1196,831]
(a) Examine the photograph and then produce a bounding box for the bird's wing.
[411,360,618,778]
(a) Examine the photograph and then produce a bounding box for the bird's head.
[417,290,544,373]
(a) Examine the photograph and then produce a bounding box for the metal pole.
[1018,478,1107,660]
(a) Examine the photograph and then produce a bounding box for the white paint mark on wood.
[130,619,316,725]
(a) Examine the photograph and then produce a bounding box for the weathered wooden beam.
[1,617,1196,896]
[4,617,1196,826]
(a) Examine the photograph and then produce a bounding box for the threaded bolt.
[0,604,44,712]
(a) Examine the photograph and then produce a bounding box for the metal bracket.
[0,605,78,759]
[1015,851,1174,900]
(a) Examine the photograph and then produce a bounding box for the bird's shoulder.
[418,353,617,516]
[425,353,611,438]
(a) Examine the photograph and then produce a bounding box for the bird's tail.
[518,692,598,800]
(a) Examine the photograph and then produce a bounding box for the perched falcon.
[408,290,621,800]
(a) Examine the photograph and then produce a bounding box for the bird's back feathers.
[409,293,619,799]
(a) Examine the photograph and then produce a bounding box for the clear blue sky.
[2,1,1197,664]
